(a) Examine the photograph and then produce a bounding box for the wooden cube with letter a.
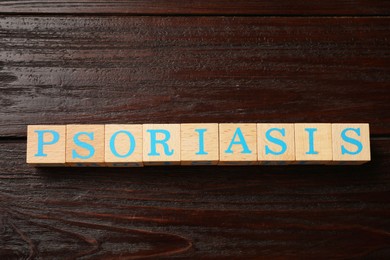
[257,123,295,165]
[27,125,66,166]
[66,125,105,166]
[143,124,180,165]
[332,123,370,164]
[295,123,332,164]
[105,124,143,167]
[219,123,257,165]
[181,123,219,165]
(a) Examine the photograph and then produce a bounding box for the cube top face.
[181,123,219,165]
[219,123,257,163]
[105,124,143,166]
[143,124,181,164]
[295,123,332,162]
[66,125,105,165]
[257,123,295,162]
[332,123,370,163]
[26,123,371,167]
[27,125,66,165]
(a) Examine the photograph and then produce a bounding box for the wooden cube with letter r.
[143,124,181,165]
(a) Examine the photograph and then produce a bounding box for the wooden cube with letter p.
[181,123,219,165]
[143,124,180,165]
[219,123,257,165]
[332,123,370,164]
[105,124,143,167]
[295,123,332,164]
[27,125,66,166]
[66,125,105,166]
[257,123,295,165]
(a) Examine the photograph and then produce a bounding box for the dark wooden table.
[1,1,390,258]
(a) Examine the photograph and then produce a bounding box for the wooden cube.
[332,123,370,164]
[143,124,180,165]
[105,124,143,167]
[219,123,257,165]
[181,123,219,165]
[257,123,295,165]
[66,125,105,166]
[295,123,332,164]
[27,125,66,166]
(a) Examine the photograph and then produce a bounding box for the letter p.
[34,130,60,157]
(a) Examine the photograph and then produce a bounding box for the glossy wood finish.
[0,0,389,15]
[0,139,389,258]
[0,1,389,258]
[1,17,389,137]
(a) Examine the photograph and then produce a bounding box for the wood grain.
[0,139,389,258]
[0,16,389,137]
[1,6,389,258]
[0,0,389,15]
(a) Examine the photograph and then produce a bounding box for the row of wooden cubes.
[27,123,370,166]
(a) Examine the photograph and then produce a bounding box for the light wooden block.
[219,123,257,165]
[181,123,219,165]
[257,123,295,165]
[295,123,332,164]
[331,123,370,164]
[143,124,180,165]
[27,125,66,166]
[105,124,143,167]
[66,125,105,166]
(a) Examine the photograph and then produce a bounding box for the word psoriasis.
[27,123,370,166]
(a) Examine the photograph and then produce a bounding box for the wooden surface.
[1,1,390,258]
[1,16,389,137]
[0,0,390,15]
[1,140,390,258]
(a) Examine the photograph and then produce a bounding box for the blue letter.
[110,130,136,158]
[72,132,95,159]
[147,129,174,156]
[265,128,287,155]
[225,127,251,154]
[34,130,60,157]
[195,128,208,155]
[305,128,319,155]
[341,128,363,155]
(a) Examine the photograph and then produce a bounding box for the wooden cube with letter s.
[257,123,295,165]
[66,125,105,166]
[331,123,370,164]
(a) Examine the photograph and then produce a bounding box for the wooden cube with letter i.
[294,123,332,164]
[181,123,219,165]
